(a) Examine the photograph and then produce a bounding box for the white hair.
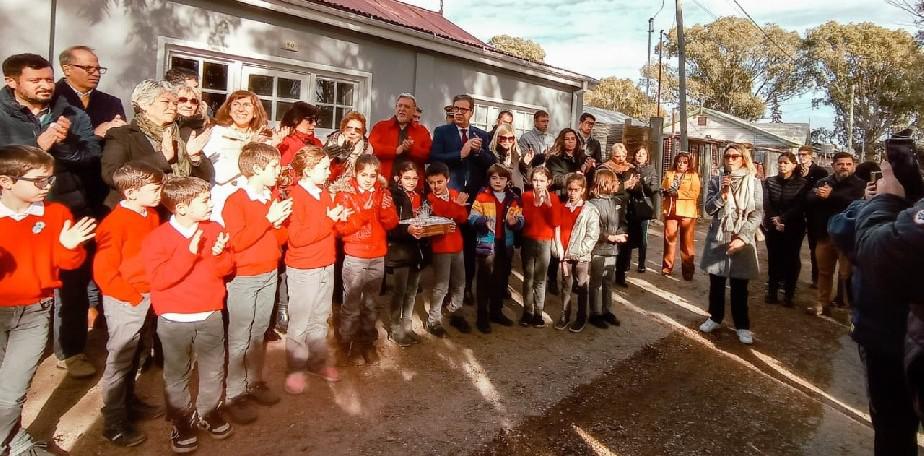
[396,93,417,106]
[130,79,174,113]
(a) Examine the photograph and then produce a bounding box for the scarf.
[135,113,192,177]
[717,168,756,243]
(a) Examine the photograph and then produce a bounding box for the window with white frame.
[472,102,537,137]
[166,50,362,133]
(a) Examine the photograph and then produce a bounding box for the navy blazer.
[429,123,495,198]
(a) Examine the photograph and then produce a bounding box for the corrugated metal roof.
[311,0,485,47]
[582,106,648,127]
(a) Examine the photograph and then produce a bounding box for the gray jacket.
[556,202,600,262]
[700,174,764,279]
[589,194,628,257]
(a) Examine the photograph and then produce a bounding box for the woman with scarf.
[102,79,213,207]
[698,143,764,345]
[324,111,373,195]
[660,152,700,279]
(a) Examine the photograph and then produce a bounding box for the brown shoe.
[681,262,695,281]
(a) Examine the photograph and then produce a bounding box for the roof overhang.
[236,0,595,89]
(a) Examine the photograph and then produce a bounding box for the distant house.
[581,106,648,160]
[663,106,810,177]
[2,0,594,136]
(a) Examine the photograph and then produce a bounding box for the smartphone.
[870,170,882,184]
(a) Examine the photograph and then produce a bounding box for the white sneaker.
[737,329,753,344]
[699,319,720,333]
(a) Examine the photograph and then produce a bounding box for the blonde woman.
[660,152,701,279]
[487,123,526,189]
[698,144,764,345]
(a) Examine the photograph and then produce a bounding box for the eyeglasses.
[677,160,689,165]
[451,106,472,113]
[498,135,515,142]
[177,97,199,105]
[724,154,742,159]
[14,175,56,189]
[69,65,107,74]
[798,152,811,156]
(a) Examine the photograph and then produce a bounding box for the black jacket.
[805,174,865,240]
[853,194,923,357]
[579,134,603,164]
[54,79,125,130]
[797,163,829,189]
[763,174,807,234]
[590,194,628,257]
[102,121,214,207]
[386,185,426,269]
[545,152,586,195]
[0,86,102,216]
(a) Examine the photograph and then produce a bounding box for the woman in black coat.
[101,80,213,207]
[762,151,807,306]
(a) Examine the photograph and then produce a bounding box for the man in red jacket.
[369,93,432,185]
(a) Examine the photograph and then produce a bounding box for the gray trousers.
[286,265,334,372]
[225,271,276,400]
[521,238,552,315]
[429,252,464,325]
[0,300,51,456]
[340,256,384,345]
[590,254,617,315]
[157,313,225,419]
[389,266,421,336]
[100,295,153,425]
[561,260,590,311]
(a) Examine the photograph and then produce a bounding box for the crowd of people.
[0,45,919,456]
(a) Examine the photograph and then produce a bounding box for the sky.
[404,0,916,132]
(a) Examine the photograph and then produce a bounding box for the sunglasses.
[177,97,199,104]
[498,135,515,142]
[724,154,742,159]
[14,175,57,189]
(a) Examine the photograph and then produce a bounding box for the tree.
[810,127,836,145]
[488,35,545,62]
[584,77,652,119]
[888,1,924,39]
[659,17,810,121]
[805,22,924,158]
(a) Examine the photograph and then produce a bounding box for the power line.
[690,0,719,20]
[725,0,800,64]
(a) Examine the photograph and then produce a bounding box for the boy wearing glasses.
[0,145,96,456]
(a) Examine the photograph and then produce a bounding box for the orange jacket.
[661,171,701,219]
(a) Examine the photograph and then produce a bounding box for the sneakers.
[588,314,608,329]
[449,315,472,333]
[699,318,720,334]
[307,366,341,383]
[129,396,165,421]
[284,372,308,395]
[601,312,621,327]
[637,266,647,273]
[490,312,514,326]
[223,396,257,424]
[476,319,492,334]
[103,421,146,447]
[519,312,534,327]
[568,314,587,333]
[427,323,448,338]
[737,329,754,345]
[170,416,198,454]
[57,353,96,379]
[531,313,546,328]
[197,409,233,440]
[248,382,280,406]
[554,315,570,330]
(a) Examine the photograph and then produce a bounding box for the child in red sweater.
[141,176,234,454]
[520,166,562,328]
[93,162,165,447]
[221,143,291,423]
[0,146,95,456]
[284,146,350,394]
[424,162,471,337]
[334,154,398,364]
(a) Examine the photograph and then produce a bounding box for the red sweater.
[369,117,432,182]
[142,220,234,315]
[521,191,562,241]
[559,203,583,250]
[0,203,86,306]
[278,131,322,166]
[427,190,468,254]
[286,183,337,269]
[222,189,285,276]
[93,205,161,304]
[335,181,399,258]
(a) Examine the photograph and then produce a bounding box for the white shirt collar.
[565,200,584,211]
[243,184,271,203]
[298,180,322,200]
[66,80,94,98]
[169,216,198,239]
[0,201,44,221]
[119,200,148,217]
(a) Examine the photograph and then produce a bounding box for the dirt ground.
[21,220,886,455]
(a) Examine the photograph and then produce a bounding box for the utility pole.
[656,30,664,116]
[847,84,855,154]
[675,0,689,151]
[646,17,654,98]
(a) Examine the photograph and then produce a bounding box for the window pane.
[202,62,228,91]
[316,79,335,104]
[276,101,293,122]
[318,105,334,129]
[474,105,488,129]
[170,57,198,73]
[277,78,301,100]
[335,107,351,128]
[202,92,227,116]
[259,99,272,121]
[336,82,354,106]
[248,75,274,97]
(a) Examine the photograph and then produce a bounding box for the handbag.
[629,194,655,221]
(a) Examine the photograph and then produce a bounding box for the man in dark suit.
[430,94,496,305]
